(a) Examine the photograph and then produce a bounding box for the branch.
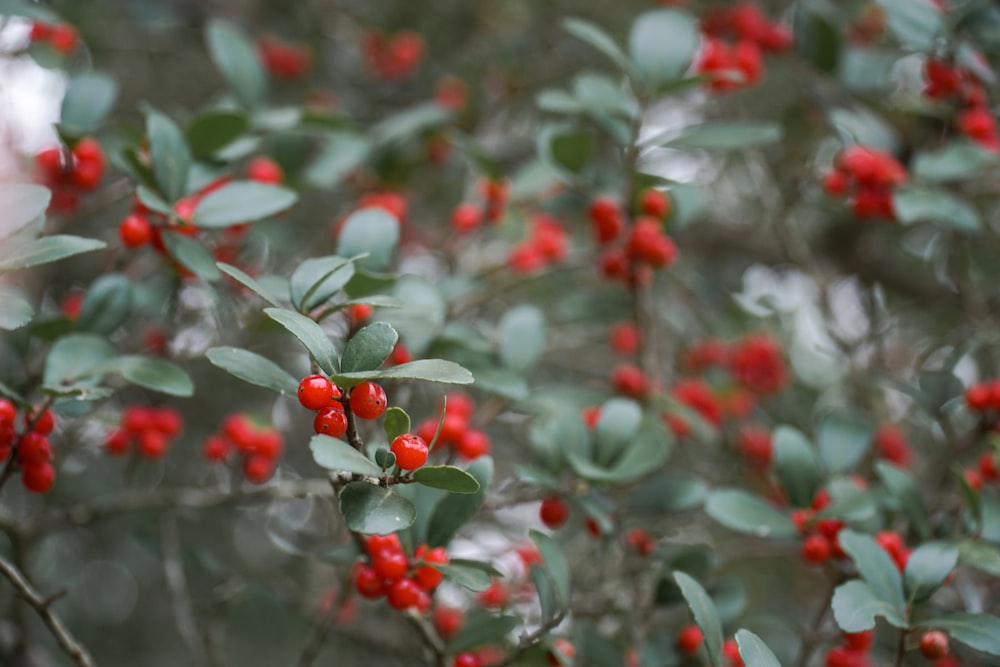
[161,511,211,667]
[0,554,96,667]
[491,608,568,667]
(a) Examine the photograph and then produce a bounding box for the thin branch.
[0,554,96,667]
[161,511,211,667]
[407,614,448,667]
[492,608,568,667]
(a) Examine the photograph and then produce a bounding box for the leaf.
[304,132,371,189]
[921,613,1000,657]
[531,564,559,623]
[594,398,643,466]
[0,285,32,330]
[160,231,221,281]
[186,110,250,160]
[904,542,958,602]
[875,0,943,52]
[192,181,298,228]
[43,334,116,388]
[893,187,980,231]
[371,103,452,145]
[205,20,266,109]
[958,539,1000,576]
[704,489,798,539]
[336,208,400,272]
[338,482,417,535]
[629,474,707,514]
[264,307,339,375]
[0,235,105,271]
[310,435,383,476]
[735,629,783,667]
[146,110,190,202]
[673,571,724,667]
[659,122,782,151]
[562,18,636,78]
[450,613,520,654]
[426,456,493,547]
[773,426,823,508]
[531,530,571,610]
[538,123,596,176]
[831,580,907,633]
[0,183,50,240]
[341,322,398,374]
[876,461,931,540]
[135,185,173,216]
[912,141,1000,182]
[289,255,356,311]
[412,466,481,494]
[101,356,194,396]
[383,407,411,443]
[838,530,906,614]
[206,346,298,395]
[498,305,546,374]
[628,9,700,92]
[429,561,492,592]
[59,71,117,136]
[816,410,874,474]
[217,262,283,307]
[335,359,474,387]
[568,419,669,483]
[76,274,132,334]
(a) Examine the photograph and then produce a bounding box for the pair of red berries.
[203,413,285,483]
[360,30,425,80]
[35,137,106,214]
[104,405,184,459]
[0,401,57,494]
[28,20,79,54]
[507,214,570,274]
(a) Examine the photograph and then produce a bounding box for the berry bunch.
[696,1,792,93]
[104,405,184,459]
[352,533,448,612]
[591,191,678,287]
[0,400,57,493]
[508,214,570,274]
[34,138,106,214]
[202,413,285,483]
[360,30,425,80]
[794,490,848,565]
[28,20,79,55]
[450,177,510,235]
[824,630,875,667]
[923,57,998,151]
[297,374,347,438]
[414,393,491,460]
[256,34,312,79]
[822,145,907,221]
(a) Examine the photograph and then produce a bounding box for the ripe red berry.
[223,413,257,453]
[609,321,641,355]
[802,534,832,564]
[152,407,183,437]
[478,580,509,609]
[677,624,704,655]
[737,425,773,469]
[17,433,51,465]
[390,433,429,470]
[451,203,484,234]
[433,605,465,640]
[243,454,276,483]
[365,533,402,556]
[0,399,16,424]
[253,430,284,459]
[29,408,55,435]
[298,375,338,410]
[29,21,51,42]
[539,496,570,529]
[824,646,865,667]
[414,546,448,590]
[639,188,671,218]
[979,451,999,482]
[722,638,743,667]
[247,156,284,184]
[456,428,490,459]
[966,382,991,411]
[314,405,348,438]
[453,652,482,667]
[353,564,385,599]
[119,213,153,248]
[22,462,55,493]
[48,23,79,54]
[386,577,422,611]
[138,430,169,459]
[547,638,576,666]
[350,381,387,420]
[104,429,132,456]
[372,549,409,583]
[842,630,873,652]
[919,631,949,659]
[610,363,649,398]
[203,435,230,462]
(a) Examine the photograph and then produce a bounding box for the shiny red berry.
[350,381,387,420]
[386,577,421,610]
[353,564,385,599]
[243,454,276,483]
[456,428,490,459]
[433,605,465,640]
[247,157,284,184]
[539,496,569,529]
[677,624,704,655]
[29,408,55,435]
[298,375,339,410]
[22,462,55,493]
[802,534,831,564]
[314,405,348,438]
[119,213,153,248]
[390,433,428,470]
[920,630,949,659]
[453,652,482,667]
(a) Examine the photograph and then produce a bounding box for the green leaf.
[832,580,907,632]
[0,0,59,22]
[704,489,798,539]
[659,122,782,151]
[384,407,411,442]
[310,435,383,477]
[289,255,356,311]
[594,398,642,466]
[336,208,400,272]
[76,274,132,334]
[629,474,707,514]
[341,322,398,374]
[0,235,105,271]
[875,0,943,52]
[628,9,699,92]
[371,103,452,145]
[412,466,481,494]
[205,346,298,395]
[876,461,931,540]
[531,530,571,610]
[304,132,371,189]
[904,542,958,602]
[338,482,416,535]
[264,307,339,375]
[498,305,546,374]
[450,613,520,654]
[567,418,669,483]
[217,262,283,307]
[673,571,724,667]
[0,183,50,240]
[538,123,596,176]
[426,456,493,547]
[335,359,474,387]
[433,561,493,592]
[838,530,906,613]
[186,110,250,160]
[0,285,33,330]
[205,20,266,109]
[562,18,637,78]
[735,629,783,667]
[59,71,117,136]
[958,539,1000,576]
[531,564,559,623]
[146,110,190,202]
[893,187,980,231]
[773,426,823,508]
[43,334,116,388]
[192,181,298,228]
[135,185,173,217]
[912,141,1000,182]
[816,410,874,474]
[101,356,194,396]
[160,231,220,281]
[921,613,1000,657]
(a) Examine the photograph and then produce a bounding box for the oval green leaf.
[336,208,399,271]
[412,466,481,494]
[205,20,266,109]
[704,489,798,539]
[341,322,398,374]
[264,307,339,376]
[206,346,298,395]
[192,181,297,228]
[735,629,783,667]
[0,235,105,271]
[338,482,417,535]
[674,571,724,667]
[310,434,383,477]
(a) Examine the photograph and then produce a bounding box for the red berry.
[625,528,655,556]
[456,428,491,459]
[414,546,447,590]
[29,21,51,42]
[29,408,55,435]
[919,631,949,659]
[822,170,849,196]
[298,374,338,411]
[639,188,671,218]
[390,433,429,470]
[203,435,230,462]
[247,157,284,184]
[22,462,55,493]
[372,549,409,583]
[433,605,465,640]
[478,580,509,609]
[353,564,385,599]
[874,424,911,467]
[966,382,991,411]
[979,451,999,482]
[451,203,484,234]
[48,23,79,54]
[70,159,103,190]
[610,363,649,398]
[677,624,704,655]
[737,425,773,469]
[138,430,169,459]
[347,303,373,324]
[223,413,257,453]
[824,646,865,667]
[0,399,16,424]
[119,214,153,248]
[722,638,744,667]
[152,407,183,437]
[875,530,905,558]
[842,630,873,652]
[17,433,51,465]
[253,430,284,459]
[802,534,832,564]
[729,333,788,395]
[453,652,481,667]
[539,496,570,529]
[508,243,546,273]
[104,429,132,456]
[609,321,641,355]
[314,405,348,438]
[350,381,387,420]
[547,639,576,666]
[365,533,402,556]
[243,454,276,483]
[386,577,421,611]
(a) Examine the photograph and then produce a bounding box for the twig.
[407,614,448,667]
[491,608,568,667]
[161,511,211,667]
[0,554,96,667]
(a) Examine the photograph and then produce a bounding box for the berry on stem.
[390,433,428,470]
[350,381,387,420]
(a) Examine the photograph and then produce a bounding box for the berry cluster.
[696,1,792,92]
[202,413,285,483]
[821,145,907,221]
[298,374,347,438]
[0,400,57,494]
[590,190,679,288]
[451,178,510,235]
[35,138,106,214]
[824,630,875,667]
[352,533,448,612]
[923,57,998,151]
[28,20,79,55]
[256,34,312,79]
[508,214,570,274]
[360,30,425,80]
[676,624,744,667]
[104,405,184,459]
[414,393,491,460]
